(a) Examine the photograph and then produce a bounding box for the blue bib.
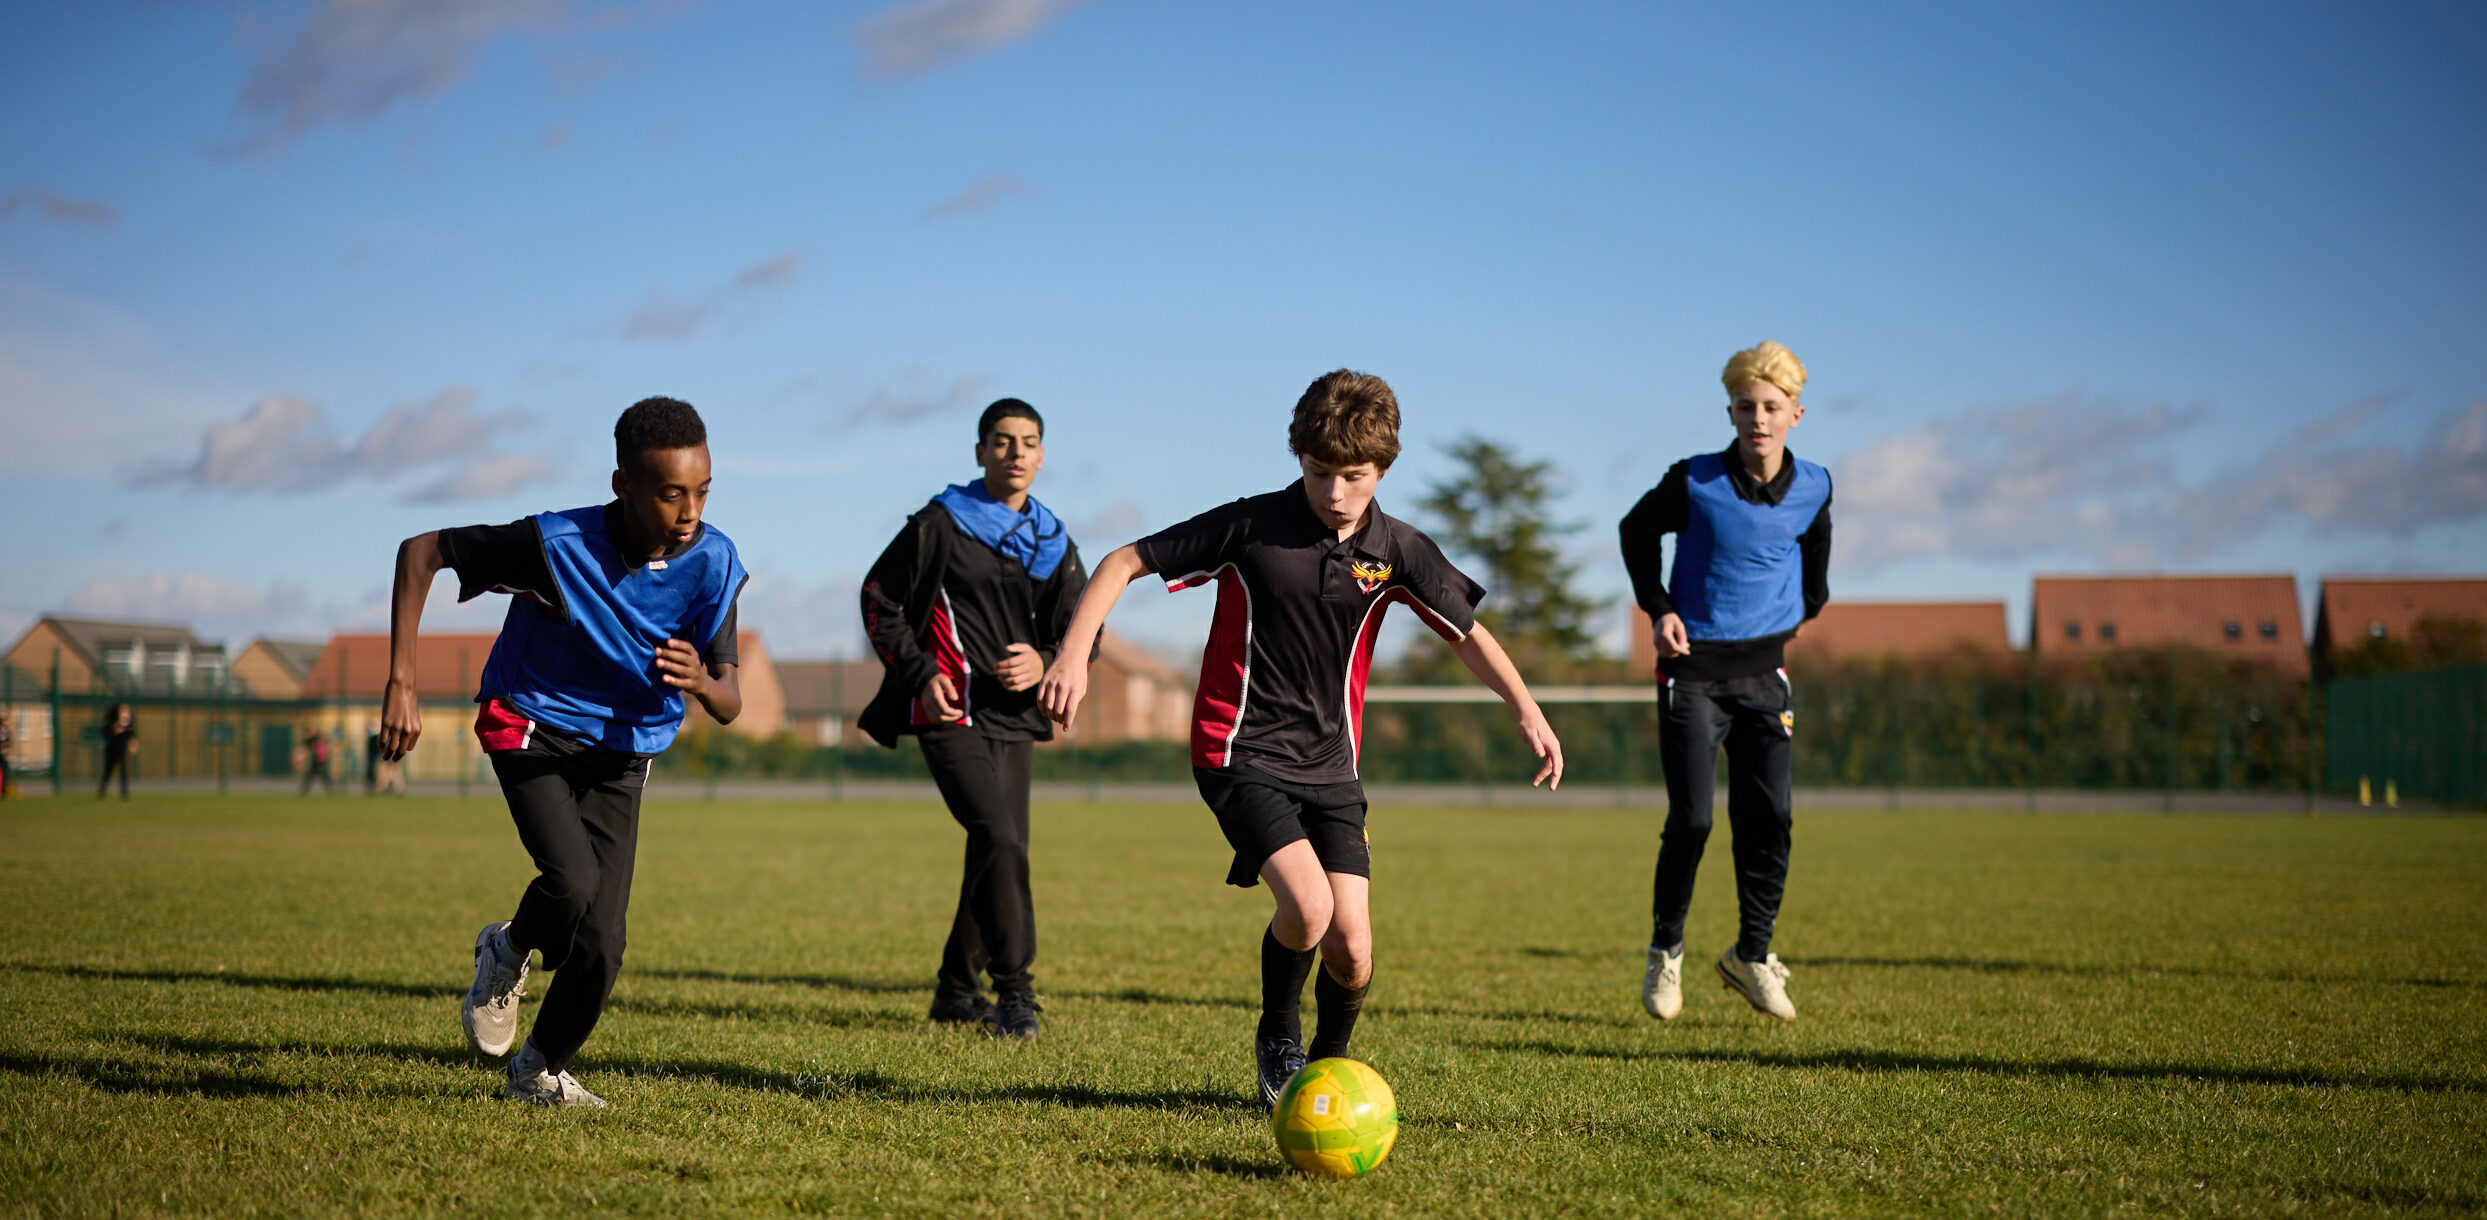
[933,481,1068,579]
[480,505,747,753]
[1671,454,1831,642]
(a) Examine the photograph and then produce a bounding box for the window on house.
[2064,621,2081,642]
[2099,621,2118,643]
[2368,620,2387,640]
[2222,620,2242,641]
[2260,619,2279,640]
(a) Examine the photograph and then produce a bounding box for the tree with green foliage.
[1404,436,1601,677]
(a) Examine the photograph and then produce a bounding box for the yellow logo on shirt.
[1350,559,1393,594]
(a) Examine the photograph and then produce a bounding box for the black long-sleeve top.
[856,500,1087,745]
[1619,444,1832,684]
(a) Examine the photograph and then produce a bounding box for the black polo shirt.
[1135,481,1485,785]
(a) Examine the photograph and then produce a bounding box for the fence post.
[2023,650,2037,814]
[48,649,62,797]
[2164,646,2178,813]
[1478,702,1493,807]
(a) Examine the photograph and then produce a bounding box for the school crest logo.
[1349,559,1393,594]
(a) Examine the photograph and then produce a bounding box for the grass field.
[2,794,2483,1217]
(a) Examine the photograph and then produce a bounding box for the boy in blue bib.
[1619,341,1832,1024]
[377,397,747,1107]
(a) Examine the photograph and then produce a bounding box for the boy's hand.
[995,642,1045,692]
[379,677,422,760]
[1516,704,1565,790]
[1037,658,1089,728]
[919,673,964,722]
[655,638,711,697]
[1655,613,1690,658]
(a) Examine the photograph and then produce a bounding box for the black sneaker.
[929,992,991,1026]
[1255,1035,1308,1109]
[985,990,1041,1040]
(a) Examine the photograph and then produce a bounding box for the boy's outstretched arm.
[380,531,446,761]
[656,644,740,725]
[1035,543,1154,729]
[1448,623,1566,790]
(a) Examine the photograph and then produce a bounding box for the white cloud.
[1,186,116,226]
[130,387,555,503]
[224,0,569,154]
[621,248,803,342]
[733,575,865,659]
[404,454,556,503]
[851,0,1091,78]
[1831,394,2487,572]
[922,174,1032,220]
[844,369,990,428]
[47,569,505,648]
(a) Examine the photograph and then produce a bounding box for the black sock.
[1256,925,1316,1046]
[1308,963,1368,1061]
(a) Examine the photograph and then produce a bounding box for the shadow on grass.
[1798,955,2481,990]
[604,995,923,1029]
[595,1052,1259,1113]
[1097,1150,1288,1180]
[634,967,922,994]
[1,960,457,1000]
[1473,1038,2487,1095]
[0,1031,476,1100]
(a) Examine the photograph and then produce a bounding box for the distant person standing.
[98,703,136,800]
[859,398,1087,1040]
[300,728,336,795]
[1619,340,1831,1024]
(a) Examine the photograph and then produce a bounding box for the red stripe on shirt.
[908,586,974,727]
[1189,565,1252,768]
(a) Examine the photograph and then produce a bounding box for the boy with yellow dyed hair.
[1619,341,1832,1022]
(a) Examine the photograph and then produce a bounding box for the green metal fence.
[2326,663,2486,809]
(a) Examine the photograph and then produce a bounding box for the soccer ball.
[1271,1057,1398,1178]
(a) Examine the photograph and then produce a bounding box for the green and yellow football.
[1271,1057,1398,1178]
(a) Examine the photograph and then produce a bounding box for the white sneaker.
[1715,948,1796,1021]
[1642,944,1683,1020]
[505,1043,607,1109]
[462,921,529,1057]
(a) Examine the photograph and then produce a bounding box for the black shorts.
[1194,766,1370,889]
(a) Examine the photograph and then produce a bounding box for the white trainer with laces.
[1715,948,1796,1021]
[462,920,529,1058]
[1642,944,1683,1020]
[505,1043,608,1109]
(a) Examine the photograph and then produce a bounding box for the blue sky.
[3,0,2482,662]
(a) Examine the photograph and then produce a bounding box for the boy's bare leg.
[1260,842,1334,950]
[1310,871,1371,1060]
[1254,841,1331,1103]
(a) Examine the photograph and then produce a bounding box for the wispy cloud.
[1832,394,2487,572]
[922,174,1032,220]
[845,369,991,427]
[52,568,507,645]
[621,248,803,342]
[223,0,568,155]
[129,387,554,503]
[1,186,117,226]
[852,0,1091,78]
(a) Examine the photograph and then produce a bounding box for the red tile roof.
[300,633,500,700]
[1786,601,2010,664]
[2031,574,2305,676]
[2313,577,2487,653]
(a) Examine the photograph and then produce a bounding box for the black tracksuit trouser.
[1651,675,1794,961]
[918,725,1036,998]
[490,734,647,1074]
